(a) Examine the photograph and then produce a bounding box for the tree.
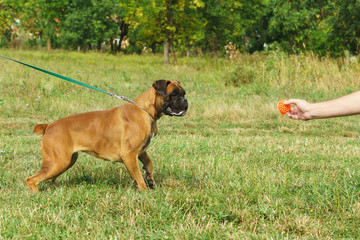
[130,0,204,64]
[261,0,359,56]
[133,0,178,64]
[61,0,118,51]
[21,0,68,50]
[0,0,22,46]
[265,0,330,54]
[201,0,265,60]
[329,0,360,55]
[176,0,205,57]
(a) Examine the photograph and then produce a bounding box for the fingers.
[285,111,300,120]
[284,99,302,105]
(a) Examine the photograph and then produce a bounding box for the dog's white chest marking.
[150,132,155,141]
[148,132,155,146]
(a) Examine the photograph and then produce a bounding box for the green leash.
[0,54,109,94]
[0,54,155,120]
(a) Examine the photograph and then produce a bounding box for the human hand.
[284,99,313,120]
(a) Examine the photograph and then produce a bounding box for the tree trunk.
[164,38,170,64]
[97,41,102,52]
[186,43,190,57]
[213,37,219,63]
[151,43,156,55]
[166,1,177,65]
[214,49,218,63]
[46,38,51,52]
[117,19,129,53]
[110,37,114,54]
[83,42,88,52]
[170,39,177,65]
[117,39,121,53]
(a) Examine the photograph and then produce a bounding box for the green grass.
[1,49,360,239]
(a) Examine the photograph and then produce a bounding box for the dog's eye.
[170,92,178,97]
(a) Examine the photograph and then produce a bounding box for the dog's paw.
[147,180,156,189]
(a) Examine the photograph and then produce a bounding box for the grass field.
[0,49,360,239]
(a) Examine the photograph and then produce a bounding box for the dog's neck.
[133,87,162,120]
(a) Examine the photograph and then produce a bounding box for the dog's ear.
[153,80,170,96]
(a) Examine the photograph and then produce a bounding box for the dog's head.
[153,80,188,117]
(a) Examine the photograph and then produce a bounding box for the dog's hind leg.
[50,152,79,183]
[25,142,78,192]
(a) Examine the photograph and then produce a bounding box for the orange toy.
[278,100,291,115]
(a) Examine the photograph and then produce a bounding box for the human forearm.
[309,91,360,119]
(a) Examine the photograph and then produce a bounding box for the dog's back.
[33,124,48,135]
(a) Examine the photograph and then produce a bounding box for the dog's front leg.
[139,152,156,189]
[123,153,148,191]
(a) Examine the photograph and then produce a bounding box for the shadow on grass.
[37,161,187,192]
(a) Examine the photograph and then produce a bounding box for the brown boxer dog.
[26,80,188,192]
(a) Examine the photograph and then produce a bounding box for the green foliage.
[201,0,264,54]
[0,0,359,56]
[265,0,324,53]
[20,0,67,48]
[126,0,205,60]
[329,0,360,56]
[261,0,359,56]
[0,0,21,41]
[60,0,118,50]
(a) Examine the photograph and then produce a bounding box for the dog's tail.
[33,124,48,135]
